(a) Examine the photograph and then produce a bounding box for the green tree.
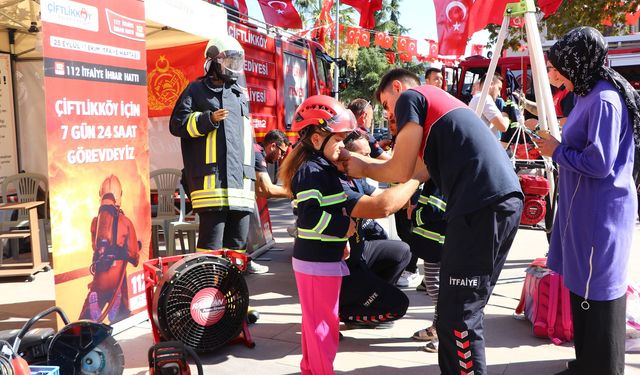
[486,0,640,52]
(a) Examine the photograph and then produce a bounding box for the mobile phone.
[524,127,541,139]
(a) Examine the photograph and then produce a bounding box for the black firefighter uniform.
[169,79,256,247]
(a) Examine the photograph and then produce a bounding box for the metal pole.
[473,16,509,117]
[333,0,340,99]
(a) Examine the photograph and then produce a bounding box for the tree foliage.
[487,0,640,52]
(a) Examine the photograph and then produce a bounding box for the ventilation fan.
[144,251,255,352]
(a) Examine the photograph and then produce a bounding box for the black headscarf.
[548,26,640,153]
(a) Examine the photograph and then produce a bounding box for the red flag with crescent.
[385,51,395,64]
[257,0,303,29]
[426,39,439,59]
[538,0,563,18]
[468,0,516,32]
[342,0,383,29]
[374,32,393,49]
[346,26,361,45]
[399,52,412,62]
[470,43,484,56]
[313,0,334,45]
[434,0,472,56]
[397,36,417,56]
[359,31,371,47]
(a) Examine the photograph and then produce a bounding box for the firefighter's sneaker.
[397,270,421,287]
[247,260,269,274]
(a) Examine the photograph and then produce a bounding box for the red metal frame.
[143,250,254,348]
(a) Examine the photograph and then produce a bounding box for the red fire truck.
[228,21,336,143]
[447,34,640,103]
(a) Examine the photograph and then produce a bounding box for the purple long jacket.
[547,80,637,301]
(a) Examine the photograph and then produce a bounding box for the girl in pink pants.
[279,95,358,374]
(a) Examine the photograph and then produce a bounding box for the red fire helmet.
[291,95,357,135]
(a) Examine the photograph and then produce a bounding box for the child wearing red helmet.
[279,95,357,374]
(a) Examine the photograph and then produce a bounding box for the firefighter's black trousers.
[436,194,522,375]
[197,209,251,251]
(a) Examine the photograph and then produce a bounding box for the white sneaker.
[247,260,269,274]
[396,270,421,287]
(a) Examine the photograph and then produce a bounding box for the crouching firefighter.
[79,174,141,322]
[337,129,429,327]
[169,35,266,273]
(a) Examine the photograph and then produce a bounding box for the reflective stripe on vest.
[428,196,446,212]
[187,112,204,138]
[416,207,424,226]
[190,180,255,209]
[293,189,348,209]
[417,194,446,212]
[412,226,445,244]
[196,114,254,209]
[298,211,348,242]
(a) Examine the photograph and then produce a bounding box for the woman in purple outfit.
[537,27,640,375]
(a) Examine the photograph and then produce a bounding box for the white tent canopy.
[0,0,225,58]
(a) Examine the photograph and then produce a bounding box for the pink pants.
[294,271,342,375]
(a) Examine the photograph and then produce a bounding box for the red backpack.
[515,258,573,345]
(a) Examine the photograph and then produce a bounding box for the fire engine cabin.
[229,21,335,144]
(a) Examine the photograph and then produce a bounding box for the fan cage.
[147,253,250,352]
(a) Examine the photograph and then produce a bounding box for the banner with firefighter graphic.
[42,0,149,327]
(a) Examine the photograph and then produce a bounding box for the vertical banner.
[0,53,18,181]
[41,0,150,326]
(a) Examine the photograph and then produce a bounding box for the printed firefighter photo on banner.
[79,174,142,323]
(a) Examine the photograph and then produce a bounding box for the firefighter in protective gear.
[169,34,259,269]
[79,174,141,322]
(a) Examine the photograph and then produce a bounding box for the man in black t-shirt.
[255,129,290,199]
[345,68,523,375]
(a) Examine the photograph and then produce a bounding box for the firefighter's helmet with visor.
[204,34,245,80]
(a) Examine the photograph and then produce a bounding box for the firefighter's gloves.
[210,108,229,122]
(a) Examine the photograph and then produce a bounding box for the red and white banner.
[257,0,302,29]
[42,0,150,327]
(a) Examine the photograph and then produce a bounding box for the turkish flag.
[399,52,412,62]
[426,39,439,59]
[257,0,302,29]
[468,0,517,33]
[313,0,334,45]
[538,0,563,18]
[374,32,393,49]
[627,7,640,25]
[346,26,361,45]
[470,43,484,56]
[509,16,524,28]
[434,0,472,56]
[215,0,248,15]
[397,36,417,55]
[359,31,371,47]
[342,0,383,29]
[385,51,395,64]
